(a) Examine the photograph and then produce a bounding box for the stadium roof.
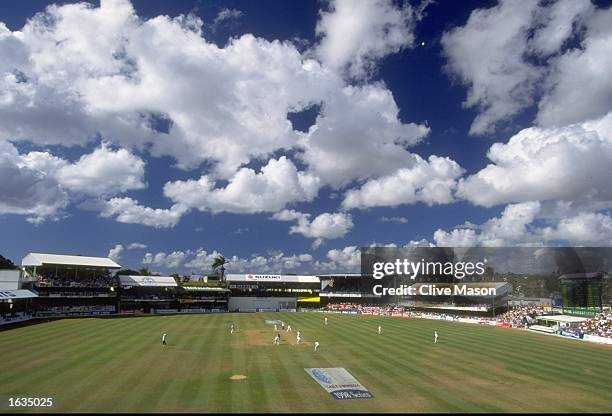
[317,273,371,278]
[538,315,589,323]
[226,274,320,283]
[0,289,38,300]
[119,275,177,287]
[21,253,121,269]
[181,286,230,292]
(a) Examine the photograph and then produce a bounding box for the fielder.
[378,325,382,335]
[324,317,328,326]
[314,340,320,351]
[273,333,281,346]
[296,334,301,344]
[434,331,439,344]
[287,324,292,333]
[162,333,167,345]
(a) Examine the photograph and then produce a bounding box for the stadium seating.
[579,313,612,337]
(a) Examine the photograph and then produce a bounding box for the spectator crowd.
[323,302,490,322]
[496,306,546,328]
[579,313,612,338]
[35,273,115,288]
[324,303,408,315]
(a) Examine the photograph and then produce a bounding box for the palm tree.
[212,255,229,282]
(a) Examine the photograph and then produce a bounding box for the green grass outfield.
[1,312,611,413]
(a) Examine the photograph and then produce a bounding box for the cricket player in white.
[287,324,292,333]
[274,323,278,331]
[162,333,167,345]
[314,341,320,351]
[273,333,281,346]
[296,334,301,344]
[378,325,382,335]
[434,331,439,344]
[230,324,235,334]
[324,317,328,326]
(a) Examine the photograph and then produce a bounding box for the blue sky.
[1,0,611,274]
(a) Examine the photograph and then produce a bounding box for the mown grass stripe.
[3,317,137,397]
[298,317,608,412]
[316,315,489,412]
[1,312,611,413]
[357,315,612,389]
[338,316,541,412]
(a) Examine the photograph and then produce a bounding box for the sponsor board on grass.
[305,368,374,400]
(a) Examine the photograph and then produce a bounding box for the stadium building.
[175,284,230,313]
[0,251,551,324]
[118,275,230,314]
[0,269,37,325]
[318,273,383,305]
[404,281,512,316]
[226,274,320,312]
[318,273,512,316]
[118,275,179,314]
[21,253,120,317]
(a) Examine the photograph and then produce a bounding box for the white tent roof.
[119,275,178,287]
[21,253,121,269]
[0,289,38,300]
[538,315,589,323]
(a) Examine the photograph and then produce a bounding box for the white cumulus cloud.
[56,143,145,196]
[457,112,612,207]
[441,0,603,135]
[315,0,418,79]
[0,141,68,223]
[272,209,353,248]
[537,5,612,127]
[100,197,189,228]
[108,244,124,262]
[433,201,612,246]
[164,156,320,214]
[342,155,464,209]
[0,0,448,228]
